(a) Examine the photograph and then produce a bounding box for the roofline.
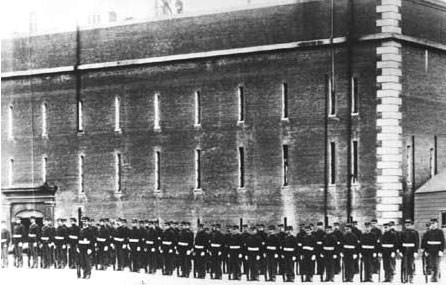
[2,33,446,79]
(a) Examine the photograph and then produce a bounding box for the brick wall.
[1,0,377,72]
[1,43,378,226]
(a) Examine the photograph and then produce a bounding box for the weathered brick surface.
[1,43,379,226]
[1,0,377,72]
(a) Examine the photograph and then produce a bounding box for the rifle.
[422,252,428,283]
[341,256,346,282]
[378,256,381,283]
[76,250,81,278]
[360,255,363,282]
[401,254,407,283]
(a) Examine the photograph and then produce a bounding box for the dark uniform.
[40,219,54,268]
[1,221,11,268]
[422,218,445,282]
[161,222,177,275]
[342,225,359,282]
[194,224,208,278]
[112,218,128,271]
[28,218,41,268]
[145,221,159,274]
[360,223,378,282]
[245,227,263,281]
[400,219,419,283]
[370,219,382,274]
[78,217,95,279]
[301,226,317,282]
[177,221,194,277]
[314,222,326,280]
[54,219,68,268]
[209,224,225,279]
[265,226,280,281]
[128,219,143,272]
[96,219,111,270]
[68,218,80,269]
[332,223,344,275]
[282,226,297,282]
[276,224,286,275]
[323,226,339,282]
[257,224,267,276]
[380,223,399,282]
[227,225,243,280]
[12,219,26,268]
[295,224,306,277]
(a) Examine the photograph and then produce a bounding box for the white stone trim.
[381,0,401,6]
[377,147,400,155]
[377,204,400,212]
[380,196,403,205]
[380,154,403,162]
[381,211,402,219]
[376,5,400,13]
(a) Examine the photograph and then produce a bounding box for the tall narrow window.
[406,145,412,184]
[351,77,359,114]
[195,149,201,189]
[328,76,336,116]
[42,103,48,137]
[283,145,289,186]
[79,155,84,193]
[351,140,358,184]
[78,100,83,132]
[239,147,245,188]
[238,86,245,122]
[155,151,161,191]
[114,96,121,132]
[8,158,14,186]
[430,147,436,178]
[42,156,47,182]
[116,153,122,192]
[425,49,429,73]
[434,136,438,176]
[282,83,288,119]
[195,91,201,126]
[8,105,13,139]
[330,142,336,184]
[154,93,160,130]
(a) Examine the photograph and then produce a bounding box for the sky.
[0,0,296,38]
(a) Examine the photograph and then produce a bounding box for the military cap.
[430,218,438,223]
[138,219,144,224]
[99,218,105,222]
[317,221,324,226]
[62,218,67,222]
[353,221,358,225]
[257,223,264,228]
[299,223,306,227]
[326,226,333,230]
[425,222,431,227]
[242,224,248,228]
[56,218,63,222]
[278,224,284,228]
[70,217,77,222]
[345,223,352,228]
[286,226,293,231]
[333,222,340,226]
[131,218,138,223]
[198,223,204,228]
[268,225,276,230]
[404,219,413,224]
[365,222,371,226]
[232,225,239,230]
[164,221,171,226]
[143,220,149,223]
[185,222,191,226]
[371,219,378,223]
[82,217,90,222]
[304,225,311,230]
[226,225,232,229]
[383,223,390,227]
[215,223,221,228]
[104,218,110,222]
[389,221,395,226]
[309,223,314,227]
[121,218,127,223]
[249,225,256,230]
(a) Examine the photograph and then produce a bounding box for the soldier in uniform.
[54,218,68,268]
[194,223,208,278]
[281,226,297,282]
[276,224,286,276]
[96,218,110,270]
[245,225,263,281]
[40,218,54,268]
[265,225,279,281]
[1,220,11,268]
[301,225,317,282]
[209,223,225,279]
[256,224,267,277]
[227,225,243,280]
[422,218,445,282]
[342,224,359,282]
[28,216,41,268]
[161,221,176,275]
[177,221,193,277]
[222,225,232,274]
[145,220,159,274]
[400,219,419,283]
[332,222,344,275]
[295,223,306,279]
[12,217,25,268]
[241,224,250,275]
[68,218,80,269]
[380,222,399,282]
[323,225,339,282]
[370,219,382,274]
[128,219,142,272]
[112,218,127,271]
[360,222,378,282]
[77,217,95,279]
[314,221,326,281]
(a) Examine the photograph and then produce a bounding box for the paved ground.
[0,257,444,285]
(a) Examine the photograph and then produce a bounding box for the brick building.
[2,0,446,230]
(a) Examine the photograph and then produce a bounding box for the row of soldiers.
[1,216,445,282]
